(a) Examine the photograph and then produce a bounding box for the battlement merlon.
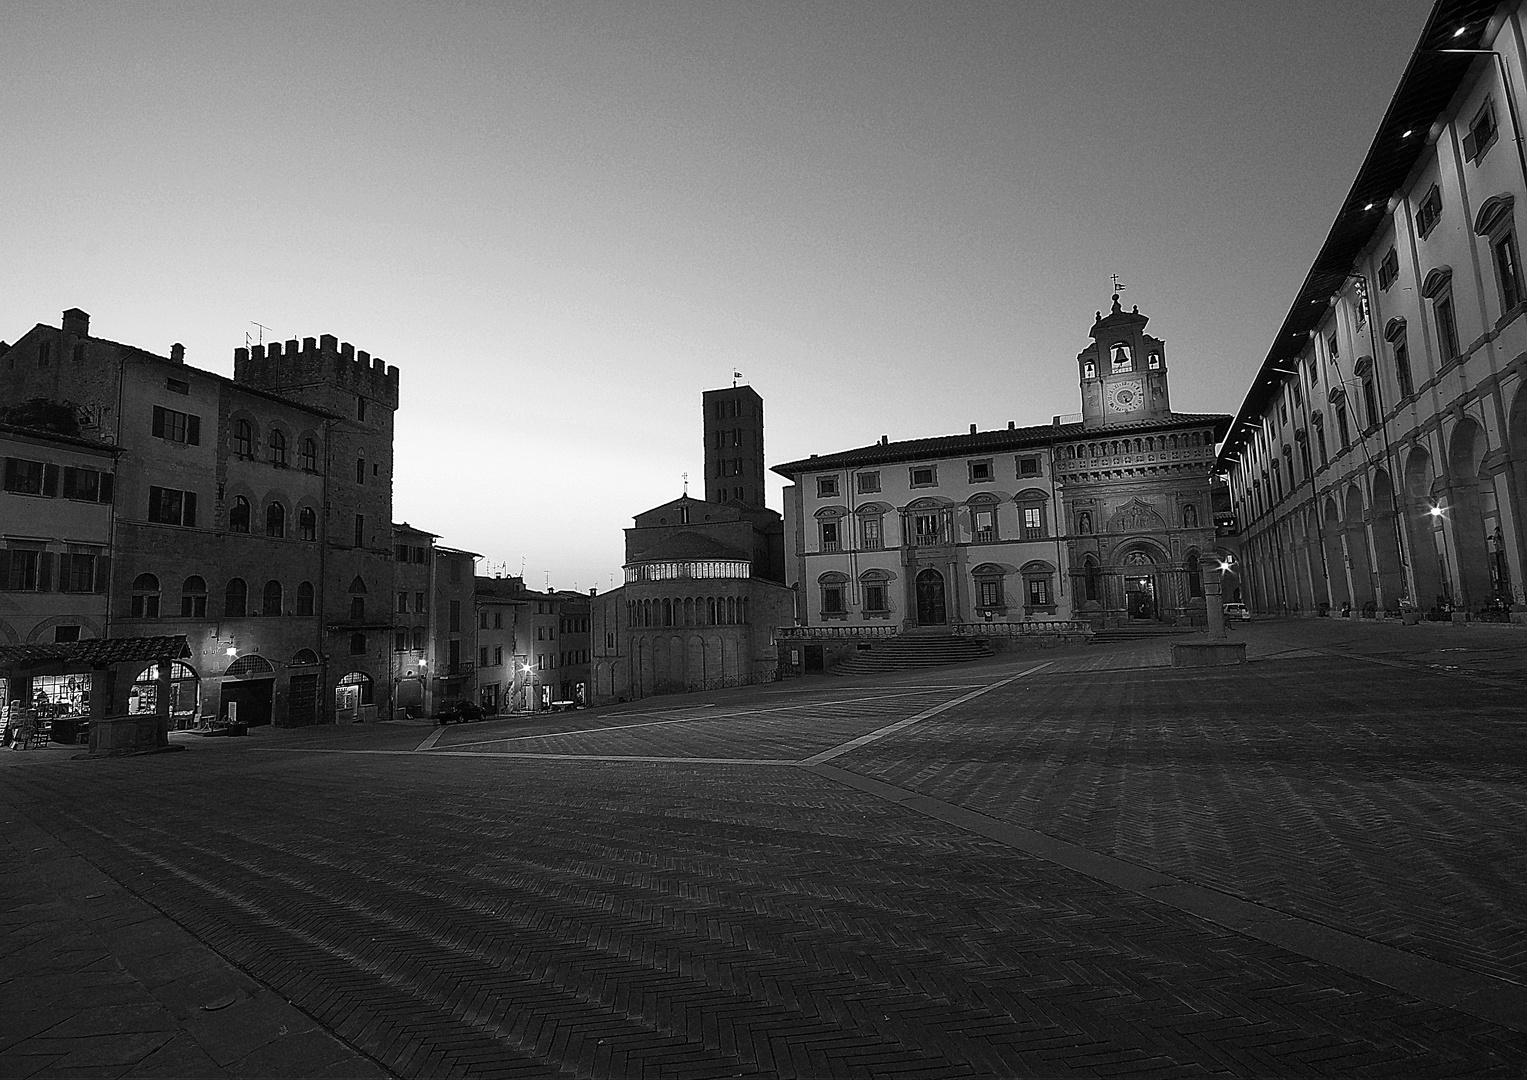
[233,335,400,409]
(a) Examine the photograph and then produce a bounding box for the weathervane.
[1110,274,1127,295]
[682,471,689,496]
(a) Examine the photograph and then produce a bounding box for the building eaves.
[0,421,121,454]
[1216,0,1498,471]
[774,412,1232,476]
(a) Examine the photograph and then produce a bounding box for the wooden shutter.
[55,553,73,593]
[187,414,201,445]
[0,550,10,590]
[94,555,110,593]
[99,472,114,504]
[152,406,166,438]
[183,491,197,527]
[43,463,59,497]
[1463,130,1478,162]
[38,551,55,592]
[2,458,15,491]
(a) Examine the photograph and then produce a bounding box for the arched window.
[1186,551,1204,599]
[742,597,750,623]
[229,496,250,533]
[234,419,253,457]
[860,569,891,614]
[291,649,319,666]
[972,564,1006,611]
[708,597,717,624]
[296,581,315,616]
[180,576,207,617]
[262,579,283,616]
[225,577,247,617]
[1083,556,1102,603]
[300,437,318,472]
[1020,560,1057,613]
[131,573,160,618]
[269,429,287,467]
[663,598,673,626]
[298,506,316,541]
[266,502,285,538]
[355,455,366,485]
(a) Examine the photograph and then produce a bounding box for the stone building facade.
[0,308,402,725]
[1219,0,1527,621]
[776,300,1231,632]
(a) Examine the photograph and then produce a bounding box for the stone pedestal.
[88,714,164,756]
[1171,562,1248,667]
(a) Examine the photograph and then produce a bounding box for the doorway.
[1125,575,1156,619]
[915,568,947,625]
[219,678,274,726]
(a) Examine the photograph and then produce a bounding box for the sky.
[3,0,1434,591]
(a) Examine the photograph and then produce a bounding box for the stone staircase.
[830,635,993,675]
[1089,623,1200,645]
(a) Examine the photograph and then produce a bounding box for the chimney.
[1008,421,1015,430]
[969,424,977,434]
[170,343,185,364]
[880,435,888,445]
[62,308,90,337]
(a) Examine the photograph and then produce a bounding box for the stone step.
[830,635,992,675]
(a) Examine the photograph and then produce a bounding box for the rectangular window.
[166,377,189,395]
[60,466,101,502]
[1278,402,1288,427]
[494,645,503,665]
[861,516,883,550]
[1394,337,1414,398]
[1377,248,1400,291]
[1336,404,1351,448]
[150,405,200,445]
[3,458,51,496]
[356,396,367,422]
[0,549,40,591]
[395,630,408,652]
[414,546,428,564]
[816,475,839,498]
[479,610,489,629]
[1494,231,1523,311]
[978,579,1003,607]
[855,471,880,494]
[1465,99,1499,162]
[415,591,426,612]
[821,585,845,614]
[913,512,941,546]
[148,486,197,526]
[968,459,993,482]
[494,611,503,629]
[479,647,490,667]
[449,600,460,632]
[398,591,409,613]
[1362,378,1379,428]
[973,508,995,543]
[1022,505,1044,538]
[863,583,886,612]
[395,543,410,562]
[1027,578,1051,607]
[1416,184,1443,238]
[1016,456,1040,477]
[910,465,936,488]
[1434,294,1460,359]
[353,514,364,548]
[57,553,96,593]
[1327,333,1339,359]
[820,520,840,552]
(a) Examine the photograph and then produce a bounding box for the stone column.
[1204,563,1227,641]
[155,660,173,747]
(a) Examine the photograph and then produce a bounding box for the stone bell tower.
[1078,295,1172,430]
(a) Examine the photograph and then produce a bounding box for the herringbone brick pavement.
[5,736,1525,1077]
[834,653,1527,990]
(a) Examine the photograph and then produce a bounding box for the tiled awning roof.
[0,636,191,668]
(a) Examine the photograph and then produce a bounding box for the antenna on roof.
[250,321,275,346]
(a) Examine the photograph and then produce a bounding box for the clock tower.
[1078,294,1171,430]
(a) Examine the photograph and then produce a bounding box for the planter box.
[89,713,167,757]
[1402,611,1422,625]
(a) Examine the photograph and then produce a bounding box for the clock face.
[1107,379,1144,413]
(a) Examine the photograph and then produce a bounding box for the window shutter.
[55,553,73,593]
[99,472,114,504]
[38,551,55,592]
[2,458,14,490]
[152,406,165,438]
[62,467,78,499]
[95,555,110,593]
[183,491,197,527]
[1463,130,1478,162]
[0,551,9,590]
[187,414,200,445]
[43,463,59,497]
[148,486,162,521]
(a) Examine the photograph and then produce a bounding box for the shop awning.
[0,636,192,670]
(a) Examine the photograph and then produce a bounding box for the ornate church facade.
[776,298,1232,631]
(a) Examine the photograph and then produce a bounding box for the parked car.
[437,699,484,725]
[1222,602,1251,622]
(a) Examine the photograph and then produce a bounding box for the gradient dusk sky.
[4,1,1431,590]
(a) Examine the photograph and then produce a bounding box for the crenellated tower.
[234,336,399,698]
[1078,295,1171,429]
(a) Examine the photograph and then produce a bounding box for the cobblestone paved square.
[2,621,1525,1077]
